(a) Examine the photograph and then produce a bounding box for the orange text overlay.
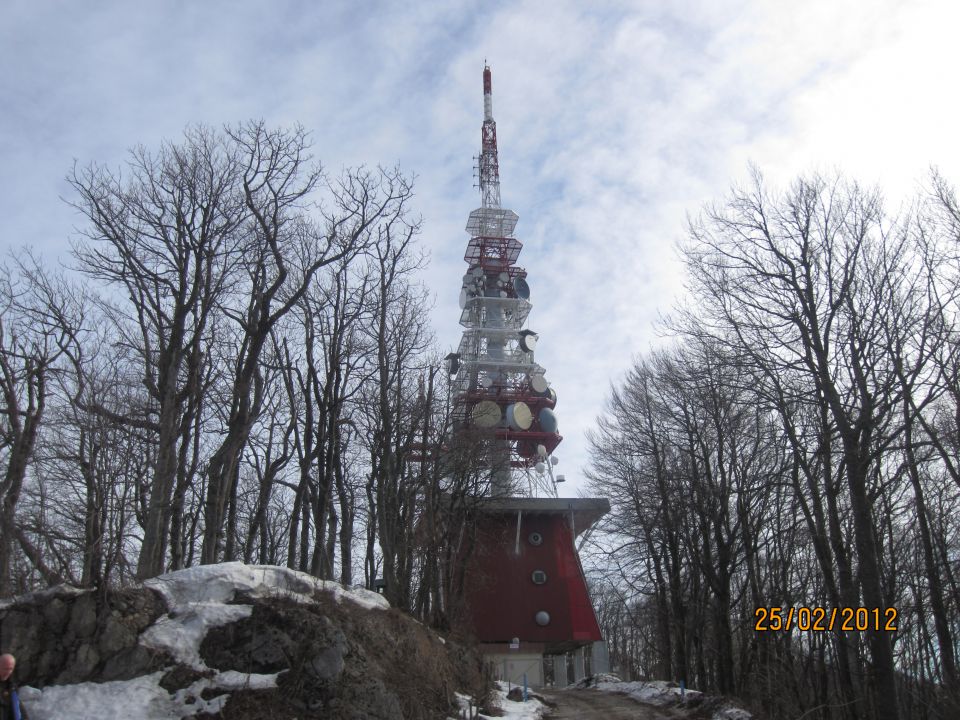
[754,607,898,632]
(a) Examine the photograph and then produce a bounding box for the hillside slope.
[0,563,489,719]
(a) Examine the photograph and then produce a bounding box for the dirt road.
[540,689,679,719]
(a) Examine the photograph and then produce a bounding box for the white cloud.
[2,0,958,495]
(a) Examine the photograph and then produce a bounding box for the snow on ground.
[454,681,548,720]
[712,708,753,720]
[595,678,703,706]
[592,678,752,720]
[17,562,387,720]
[20,670,281,720]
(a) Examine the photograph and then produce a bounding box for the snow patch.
[140,603,253,668]
[453,682,547,720]
[144,561,389,611]
[20,669,282,719]
[596,679,702,706]
[713,707,753,720]
[591,679,752,720]
[210,670,280,691]
[22,672,191,719]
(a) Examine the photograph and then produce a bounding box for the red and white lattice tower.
[451,67,609,683]
[449,65,562,497]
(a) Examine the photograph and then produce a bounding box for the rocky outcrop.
[0,585,170,686]
[198,593,486,719]
[0,564,491,719]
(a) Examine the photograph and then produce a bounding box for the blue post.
[680,679,685,698]
[523,672,528,702]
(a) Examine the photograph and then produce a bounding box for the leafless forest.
[0,124,495,629]
[2,126,959,719]
[587,170,960,719]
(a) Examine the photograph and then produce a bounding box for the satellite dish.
[471,266,484,278]
[538,408,558,433]
[546,387,557,406]
[530,374,548,394]
[459,289,467,309]
[445,353,460,376]
[519,331,538,352]
[535,462,546,474]
[550,456,559,466]
[499,272,509,282]
[536,444,547,458]
[513,276,530,299]
[472,401,501,428]
[506,402,533,430]
[555,474,566,483]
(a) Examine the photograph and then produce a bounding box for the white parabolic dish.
[472,400,501,428]
[506,402,533,430]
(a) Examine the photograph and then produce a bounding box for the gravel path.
[540,688,680,719]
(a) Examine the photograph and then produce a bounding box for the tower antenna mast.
[479,65,501,209]
[451,65,562,497]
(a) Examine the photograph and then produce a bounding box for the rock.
[3,567,491,720]
[507,686,525,701]
[340,675,403,719]
[69,595,98,638]
[98,612,136,656]
[58,643,100,683]
[247,625,292,670]
[110,587,167,632]
[41,598,69,633]
[307,628,347,682]
[0,586,167,687]
[1,609,40,660]
[158,664,213,693]
[101,646,169,682]
[200,605,298,674]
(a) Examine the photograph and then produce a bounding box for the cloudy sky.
[3,0,958,495]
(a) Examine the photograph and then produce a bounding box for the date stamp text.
[754,607,898,632]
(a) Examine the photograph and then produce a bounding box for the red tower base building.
[462,497,610,686]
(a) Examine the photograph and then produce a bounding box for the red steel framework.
[450,66,562,487]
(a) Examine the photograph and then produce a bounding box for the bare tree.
[344,202,433,609]
[678,171,911,719]
[199,129,416,565]
[0,264,70,592]
[590,170,960,719]
[68,126,245,579]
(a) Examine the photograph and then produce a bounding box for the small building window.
[531,570,547,585]
[528,531,543,546]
